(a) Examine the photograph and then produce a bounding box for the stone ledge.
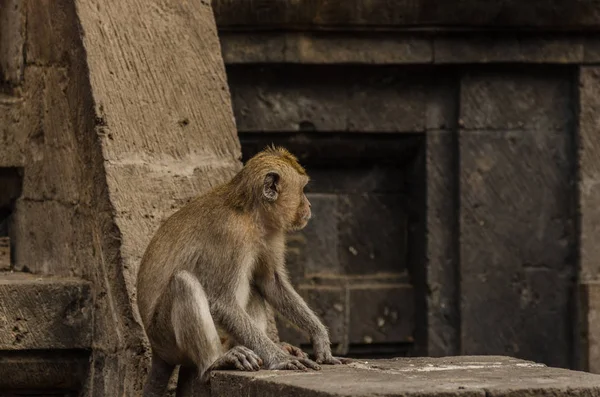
[0,272,93,350]
[210,356,600,397]
[219,32,600,65]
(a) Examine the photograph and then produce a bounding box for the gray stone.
[0,350,89,391]
[459,129,575,368]
[0,272,92,350]
[228,66,428,133]
[0,0,23,86]
[0,237,9,271]
[460,70,573,131]
[338,194,408,275]
[435,35,584,64]
[348,284,414,345]
[210,356,600,397]
[221,32,432,64]
[579,282,600,373]
[578,67,600,282]
[426,131,459,357]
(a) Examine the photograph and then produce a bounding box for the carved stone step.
[0,272,92,392]
[211,356,600,397]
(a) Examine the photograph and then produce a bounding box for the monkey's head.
[241,146,311,232]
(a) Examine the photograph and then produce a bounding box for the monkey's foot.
[269,356,321,371]
[278,342,308,359]
[209,346,263,372]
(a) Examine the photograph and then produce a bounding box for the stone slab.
[213,0,600,29]
[0,272,92,350]
[0,238,9,271]
[0,350,89,391]
[210,356,600,397]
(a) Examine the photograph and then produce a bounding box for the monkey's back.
[136,188,259,330]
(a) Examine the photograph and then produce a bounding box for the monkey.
[136,146,348,397]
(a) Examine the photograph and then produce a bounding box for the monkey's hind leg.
[142,354,175,397]
[171,271,262,396]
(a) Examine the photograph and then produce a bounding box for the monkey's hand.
[278,342,308,359]
[313,346,352,365]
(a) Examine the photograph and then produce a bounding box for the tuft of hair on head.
[260,144,307,176]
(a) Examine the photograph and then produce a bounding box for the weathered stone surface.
[460,70,573,131]
[0,0,23,86]
[294,193,340,276]
[435,35,584,64]
[210,356,600,397]
[221,32,432,64]
[0,350,89,391]
[459,129,575,368]
[348,284,414,345]
[338,194,408,275]
[213,0,600,29]
[228,65,428,133]
[24,0,75,66]
[0,272,92,350]
[579,283,600,373]
[578,67,600,283]
[0,237,10,270]
[426,131,459,357]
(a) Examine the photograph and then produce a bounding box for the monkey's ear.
[263,171,280,202]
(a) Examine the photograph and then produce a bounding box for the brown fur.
[136,146,345,397]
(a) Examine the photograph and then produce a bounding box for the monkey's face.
[290,191,311,231]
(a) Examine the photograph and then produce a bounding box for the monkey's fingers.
[298,358,321,371]
[279,342,308,359]
[315,354,348,365]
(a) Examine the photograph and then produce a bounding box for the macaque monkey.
[136,146,348,396]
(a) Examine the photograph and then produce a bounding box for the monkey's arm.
[210,298,319,370]
[258,271,343,365]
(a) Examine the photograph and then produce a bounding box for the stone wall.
[0,0,243,394]
[213,0,600,372]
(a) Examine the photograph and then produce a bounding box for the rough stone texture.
[213,0,600,29]
[0,350,89,391]
[426,131,459,357]
[0,272,92,349]
[458,70,576,368]
[0,0,253,395]
[0,238,10,271]
[221,32,432,64]
[228,65,429,133]
[577,67,600,373]
[210,356,600,397]
[435,35,584,64]
[578,67,600,283]
[0,0,23,87]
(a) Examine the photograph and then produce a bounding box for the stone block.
[578,67,600,282]
[579,282,600,373]
[426,131,459,357]
[210,356,600,397]
[0,237,10,270]
[228,65,428,132]
[459,129,575,368]
[338,194,408,275]
[0,0,24,85]
[25,0,78,65]
[460,70,573,131]
[0,272,92,349]
[435,35,583,64]
[298,193,340,276]
[214,0,600,29]
[10,199,94,276]
[348,284,414,344]
[0,350,89,391]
